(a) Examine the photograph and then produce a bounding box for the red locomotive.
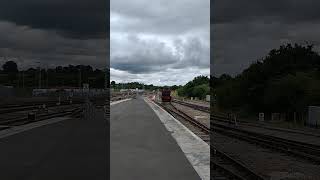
[161,88,171,102]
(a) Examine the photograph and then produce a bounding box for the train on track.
[161,88,171,102]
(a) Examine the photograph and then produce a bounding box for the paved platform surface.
[111,97,201,180]
[145,98,210,180]
[0,109,108,180]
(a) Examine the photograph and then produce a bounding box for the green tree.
[191,84,209,99]
[2,61,18,72]
[263,72,320,113]
[213,43,320,114]
[111,81,116,88]
[2,61,18,85]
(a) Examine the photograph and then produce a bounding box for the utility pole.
[78,69,82,88]
[17,72,20,88]
[38,67,41,89]
[46,65,49,88]
[36,62,41,89]
[22,71,25,89]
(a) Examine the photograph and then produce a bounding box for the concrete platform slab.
[110,98,132,106]
[111,96,201,180]
[144,98,210,180]
[0,117,70,139]
[0,109,108,180]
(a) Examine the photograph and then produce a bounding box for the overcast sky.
[212,0,320,76]
[0,0,107,70]
[110,0,210,86]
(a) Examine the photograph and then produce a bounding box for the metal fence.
[32,88,109,98]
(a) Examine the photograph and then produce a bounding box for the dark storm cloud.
[213,0,320,24]
[0,0,108,39]
[0,23,107,70]
[212,0,320,76]
[0,0,108,70]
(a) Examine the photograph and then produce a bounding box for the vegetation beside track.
[0,62,105,88]
[176,75,210,100]
[212,43,320,123]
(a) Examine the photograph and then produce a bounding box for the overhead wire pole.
[22,70,25,89]
[46,64,49,88]
[35,61,41,89]
[78,68,82,88]
[39,67,41,89]
[18,56,25,89]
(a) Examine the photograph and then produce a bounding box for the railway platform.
[0,96,209,179]
[111,96,209,180]
[0,108,108,180]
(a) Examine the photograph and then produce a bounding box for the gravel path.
[172,102,209,128]
[174,97,210,107]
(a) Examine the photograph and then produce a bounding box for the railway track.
[172,99,210,113]
[172,99,320,177]
[0,100,84,114]
[174,99,320,139]
[212,114,320,138]
[155,100,265,179]
[212,119,320,164]
[212,145,265,180]
[0,106,83,128]
[156,101,209,142]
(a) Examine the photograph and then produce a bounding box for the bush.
[176,75,210,99]
[212,43,320,114]
[191,84,209,99]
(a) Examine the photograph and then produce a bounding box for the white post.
[259,113,264,122]
[58,96,61,106]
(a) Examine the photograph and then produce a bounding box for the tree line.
[110,75,210,100]
[212,43,320,121]
[176,75,210,100]
[0,61,106,88]
[110,81,160,91]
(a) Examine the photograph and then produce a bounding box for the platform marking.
[144,98,210,180]
[110,98,132,106]
[0,117,71,139]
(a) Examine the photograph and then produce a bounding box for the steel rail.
[212,120,320,164]
[172,99,210,113]
[155,100,263,179]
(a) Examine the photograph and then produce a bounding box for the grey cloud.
[0,0,108,70]
[212,1,320,76]
[0,21,107,69]
[111,0,209,35]
[111,0,210,85]
[0,0,108,39]
[111,35,209,74]
[213,0,320,24]
[111,67,209,86]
